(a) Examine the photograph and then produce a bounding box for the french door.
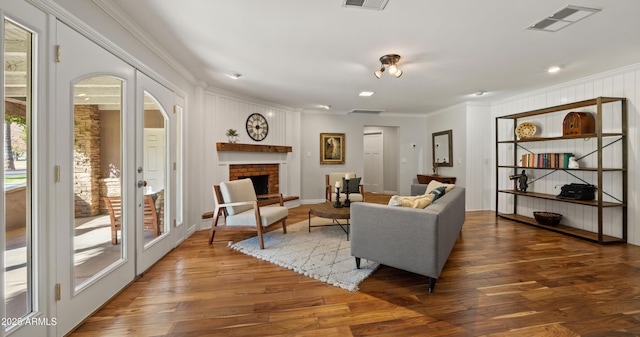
[54,22,176,334]
[135,70,175,273]
[1,1,48,336]
[54,21,136,334]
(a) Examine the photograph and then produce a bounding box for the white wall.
[466,103,492,211]
[192,89,301,228]
[300,112,427,203]
[492,63,640,245]
[426,103,467,185]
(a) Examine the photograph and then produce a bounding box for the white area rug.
[229,217,379,291]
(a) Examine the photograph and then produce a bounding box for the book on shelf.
[520,153,573,168]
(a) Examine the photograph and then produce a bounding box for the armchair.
[209,178,288,249]
[104,195,159,244]
[325,172,365,202]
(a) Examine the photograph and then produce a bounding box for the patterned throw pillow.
[341,177,362,193]
[425,180,455,193]
[429,186,447,201]
[388,193,436,208]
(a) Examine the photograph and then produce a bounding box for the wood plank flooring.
[70,193,640,336]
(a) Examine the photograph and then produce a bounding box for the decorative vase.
[228,135,238,143]
[568,156,579,169]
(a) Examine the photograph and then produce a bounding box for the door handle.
[137,180,147,188]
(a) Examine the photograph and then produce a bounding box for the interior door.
[54,21,136,335]
[136,70,175,273]
[363,132,384,193]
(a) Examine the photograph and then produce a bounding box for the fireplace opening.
[240,175,269,197]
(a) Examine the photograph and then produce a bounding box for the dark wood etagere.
[495,97,627,244]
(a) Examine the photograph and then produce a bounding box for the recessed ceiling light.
[475,90,487,96]
[359,91,374,97]
[226,73,242,79]
[547,65,562,73]
[318,105,331,110]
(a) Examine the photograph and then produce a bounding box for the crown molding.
[92,0,197,85]
[205,85,300,113]
[26,0,188,97]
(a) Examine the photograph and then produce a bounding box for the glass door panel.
[142,92,167,246]
[3,17,32,321]
[136,71,174,273]
[72,76,124,288]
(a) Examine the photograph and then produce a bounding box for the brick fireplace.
[229,164,279,194]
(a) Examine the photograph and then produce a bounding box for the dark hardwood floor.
[70,193,640,336]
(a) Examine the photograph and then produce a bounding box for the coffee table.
[308,202,351,240]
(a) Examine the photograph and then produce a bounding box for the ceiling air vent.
[349,109,386,114]
[527,5,601,32]
[342,0,389,11]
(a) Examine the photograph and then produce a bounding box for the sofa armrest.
[411,183,427,196]
[351,202,441,278]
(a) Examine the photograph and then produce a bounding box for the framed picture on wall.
[320,133,345,164]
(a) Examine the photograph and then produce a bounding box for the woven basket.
[533,212,562,226]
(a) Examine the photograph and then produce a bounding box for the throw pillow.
[341,177,361,194]
[425,180,455,194]
[388,193,435,208]
[429,186,447,201]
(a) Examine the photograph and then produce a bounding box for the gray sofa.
[350,186,465,293]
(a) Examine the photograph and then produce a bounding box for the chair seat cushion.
[340,193,363,202]
[226,206,288,227]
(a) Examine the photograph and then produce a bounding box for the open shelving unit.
[495,97,627,244]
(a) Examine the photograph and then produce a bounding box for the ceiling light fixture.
[475,91,487,96]
[374,54,403,79]
[359,91,374,97]
[319,105,331,110]
[226,73,242,80]
[547,65,562,73]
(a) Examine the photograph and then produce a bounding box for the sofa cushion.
[425,180,455,194]
[429,186,447,201]
[388,193,435,208]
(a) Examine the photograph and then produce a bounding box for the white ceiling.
[105,0,640,114]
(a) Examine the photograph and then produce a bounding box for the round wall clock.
[246,113,269,141]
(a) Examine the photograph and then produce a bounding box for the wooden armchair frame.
[325,174,365,202]
[209,185,287,249]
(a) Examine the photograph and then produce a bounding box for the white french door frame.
[0,1,49,336]
[135,70,175,274]
[54,21,136,335]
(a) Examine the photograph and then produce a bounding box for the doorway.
[363,126,398,195]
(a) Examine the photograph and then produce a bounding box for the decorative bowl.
[515,122,537,139]
[533,211,562,226]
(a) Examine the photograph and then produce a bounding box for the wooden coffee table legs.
[308,211,350,240]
